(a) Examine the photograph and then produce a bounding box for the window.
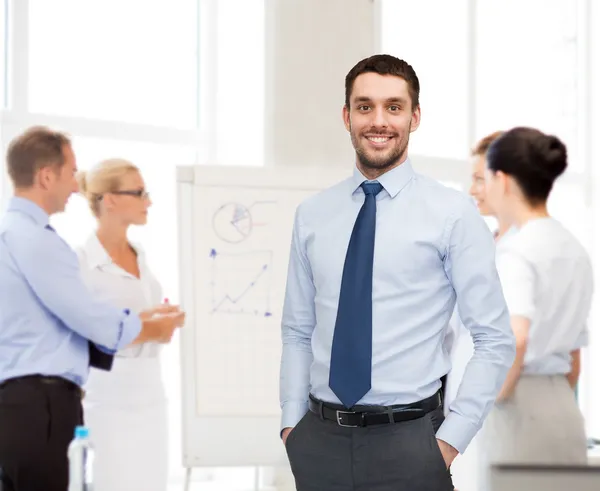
[380,0,470,160]
[547,180,591,248]
[49,137,197,477]
[213,0,265,166]
[9,0,267,486]
[589,226,600,439]
[587,0,600,442]
[28,0,199,128]
[546,180,592,419]
[475,0,584,173]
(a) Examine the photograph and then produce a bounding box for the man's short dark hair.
[6,126,71,188]
[345,54,420,109]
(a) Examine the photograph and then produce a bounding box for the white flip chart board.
[176,164,348,467]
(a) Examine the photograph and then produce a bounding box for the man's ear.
[37,166,54,190]
[410,105,421,133]
[342,105,351,132]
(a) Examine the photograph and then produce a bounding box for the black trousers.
[285,405,454,491]
[0,376,83,491]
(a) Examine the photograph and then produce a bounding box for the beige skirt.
[479,375,587,488]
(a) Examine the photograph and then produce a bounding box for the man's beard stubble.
[351,123,411,173]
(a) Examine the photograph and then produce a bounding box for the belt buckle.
[336,409,362,427]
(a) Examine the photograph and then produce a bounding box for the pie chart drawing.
[212,203,253,243]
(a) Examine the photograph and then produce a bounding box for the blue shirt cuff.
[281,401,309,436]
[114,309,142,350]
[435,410,480,454]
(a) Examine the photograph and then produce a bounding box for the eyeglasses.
[111,189,150,199]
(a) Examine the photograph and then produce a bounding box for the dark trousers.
[285,405,454,491]
[0,376,83,491]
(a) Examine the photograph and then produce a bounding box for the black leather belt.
[309,390,442,427]
[0,375,83,398]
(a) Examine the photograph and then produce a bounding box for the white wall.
[265,0,376,169]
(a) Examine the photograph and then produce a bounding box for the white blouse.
[77,234,163,358]
[495,217,593,375]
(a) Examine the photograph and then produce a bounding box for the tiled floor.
[168,480,278,491]
[167,467,293,491]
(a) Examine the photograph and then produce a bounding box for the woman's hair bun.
[542,135,568,180]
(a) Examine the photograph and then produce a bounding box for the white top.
[496,217,593,375]
[77,234,166,406]
[77,234,163,358]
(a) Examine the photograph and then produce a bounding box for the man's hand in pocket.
[281,427,293,445]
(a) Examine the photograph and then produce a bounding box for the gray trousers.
[285,405,454,491]
[479,375,587,490]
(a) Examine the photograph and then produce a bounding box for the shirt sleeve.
[496,249,536,320]
[572,324,589,349]
[436,197,516,453]
[8,228,141,351]
[443,308,461,356]
[279,206,315,432]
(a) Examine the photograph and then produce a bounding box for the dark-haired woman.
[480,127,592,479]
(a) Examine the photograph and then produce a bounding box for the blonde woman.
[76,159,180,491]
[468,131,510,239]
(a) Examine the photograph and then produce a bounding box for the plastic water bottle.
[68,425,94,491]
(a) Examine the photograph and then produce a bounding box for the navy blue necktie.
[329,181,383,408]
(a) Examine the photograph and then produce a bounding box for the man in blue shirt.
[0,126,184,491]
[279,55,516,490]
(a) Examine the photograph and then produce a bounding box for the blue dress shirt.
[0,197,141,387]
[280,160,516,453]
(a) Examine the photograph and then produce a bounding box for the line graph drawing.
[211,201,276,243]
[208,248,273,317]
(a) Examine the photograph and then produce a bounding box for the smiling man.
[279,54,516,491]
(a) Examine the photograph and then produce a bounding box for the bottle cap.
[74,426,89,439]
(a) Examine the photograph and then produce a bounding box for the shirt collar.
[83,233,144,270]
[350,158,415,198]
[7,196,50,227]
